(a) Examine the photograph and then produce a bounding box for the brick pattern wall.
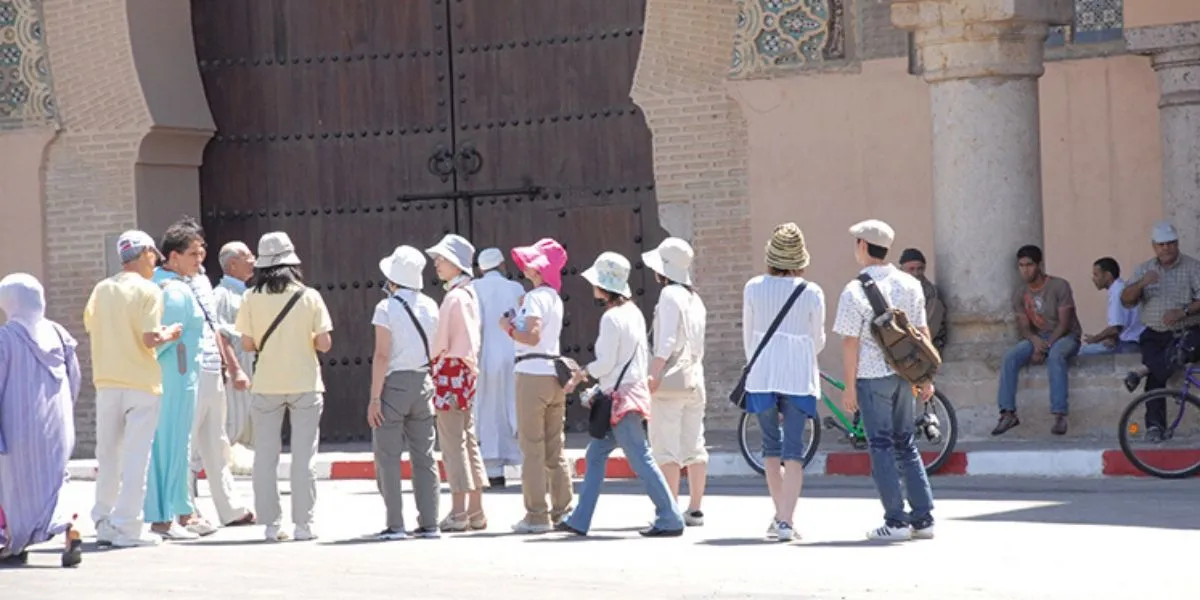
[42,0,150,455]
[633,0,753,427]
[857,0,908,60]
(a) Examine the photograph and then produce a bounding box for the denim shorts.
[745,392,815,462]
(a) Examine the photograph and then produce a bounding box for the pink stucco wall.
[734,54,1163,370]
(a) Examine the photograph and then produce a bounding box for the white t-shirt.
[833,264,927,380]
[588,302,649,390]
[513,285,564,376]
[371,289,439,374]
[1108,279,1146,343]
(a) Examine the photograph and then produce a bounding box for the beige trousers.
[436,407,488,493]
[515,374,573,525]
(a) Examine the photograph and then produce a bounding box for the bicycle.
[1117,333,1200,479]
[737,372,959,476]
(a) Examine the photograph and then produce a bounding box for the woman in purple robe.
[0,273,83,568]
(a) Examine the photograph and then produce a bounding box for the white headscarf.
[0,273,57,348]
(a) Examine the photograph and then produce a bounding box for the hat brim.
[1153,235,1179,244]
[425,245,471,274]
[380,256,423,289]
[257,252,301,268]
[582,266,632,298]
[641,250,692,286]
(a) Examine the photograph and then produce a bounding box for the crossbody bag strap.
[514,352,560,363]
[257,288,306,360]
[610,345,639,393]
[391,293,432,366]
[856,273,890,317]
[745,281,809,375]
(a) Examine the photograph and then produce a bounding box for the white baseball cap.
[116,230,164,264]
[1152,221,1179,244]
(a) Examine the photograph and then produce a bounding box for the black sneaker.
[1145,426,1165,444]
[488,476,506,489]
[1124,371,1143,393]
[554,521,586,536]
[374,528,409,541]
[412,526,441,539]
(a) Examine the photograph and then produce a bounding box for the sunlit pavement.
[8,476,1199,600]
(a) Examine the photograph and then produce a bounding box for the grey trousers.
[373,370,440,531]
[251,392,323,528]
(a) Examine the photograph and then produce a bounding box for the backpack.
[857,273,941,385]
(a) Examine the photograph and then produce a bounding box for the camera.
[915,412,942,444]
[577,383,602,408]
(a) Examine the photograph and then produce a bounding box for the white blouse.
[742,275,826,397]
[652,284,706,364]
[587,302,649,391]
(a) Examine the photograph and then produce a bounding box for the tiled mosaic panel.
[730,0,845,79]
[1048,0,1123,46]
[0,0,56,127]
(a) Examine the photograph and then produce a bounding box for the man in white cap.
[85,230,182,547]
[470,247,525,487]
[1121,220,1200,441]
[832,219,935,542]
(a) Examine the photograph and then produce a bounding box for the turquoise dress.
[144,268,203,523]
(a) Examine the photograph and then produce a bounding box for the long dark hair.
[654,272,694,294]
[595,287,630,308]
[252,265,304,294]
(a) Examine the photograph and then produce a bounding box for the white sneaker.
[684,510,705,527]
[185,519,218,537]
[294,525,317,541]
[866,524,912,541]
[511,519,553,534]
[112,532,163,548]
[155,522,200,541]
[912,525,935,540]
[775,521,795,542]
[264,525,290,542]
[765,519,778,538]
[95,519,118,545]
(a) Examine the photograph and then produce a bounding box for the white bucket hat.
[426,234,475,274]
[642,238,694,286]
[379,245,426,290]
[477,247,504,272]
[582,251,633,298]
[255,232,302,268]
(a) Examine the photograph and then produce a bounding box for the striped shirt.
[1132,254,1200,332]
[187,269,224,374]
[742,275,827,397]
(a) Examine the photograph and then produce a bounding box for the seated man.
[1080,257,1145,355]
[899,248,948,353]
[993,245,1082,437]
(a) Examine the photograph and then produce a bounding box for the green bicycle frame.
[819,372,863,436]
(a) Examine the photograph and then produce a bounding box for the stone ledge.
[1125,20,1200,54]
[937,352,1148,442]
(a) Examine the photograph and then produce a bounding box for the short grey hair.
[218,241,251,272]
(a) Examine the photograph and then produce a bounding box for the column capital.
[1126,21,1200,109]
[892,0,1074,83]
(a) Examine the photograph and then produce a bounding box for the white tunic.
[742,275,826,397]
[212,275,254,447]
[470,272,526,466]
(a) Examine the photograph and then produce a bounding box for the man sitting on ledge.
[1080,256,1144,356]
[993,245,1082,437]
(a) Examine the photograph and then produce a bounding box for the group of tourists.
[0,211,946,568]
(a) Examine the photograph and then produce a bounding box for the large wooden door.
[193,1,663,441]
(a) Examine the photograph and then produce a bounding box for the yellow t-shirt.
[83,271,165,395]
[236,285,333,395]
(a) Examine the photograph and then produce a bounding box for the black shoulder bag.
[587,350,638,440]
[728,282,809,409]
[252,288,306,371]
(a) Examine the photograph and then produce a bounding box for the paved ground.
[8,476,1199,599]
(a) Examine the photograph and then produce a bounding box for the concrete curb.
[65,448,1193,481]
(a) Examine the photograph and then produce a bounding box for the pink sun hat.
[511,238,568,292]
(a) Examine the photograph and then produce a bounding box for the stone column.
[1127,22,1200,257]
[892,0,1074,346]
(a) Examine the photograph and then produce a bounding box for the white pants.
[91,387,161,539]
[188,371,249,524]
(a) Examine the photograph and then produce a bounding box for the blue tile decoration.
[1049,0,1123,47]
[0,0,56,127]
[731,0,845,79]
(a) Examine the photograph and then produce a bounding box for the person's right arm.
[310,290,334,353]
[1122,262,1153,308]
[141,286,179,348]
[831,285,864,412]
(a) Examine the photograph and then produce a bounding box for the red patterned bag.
[431,356,476,411]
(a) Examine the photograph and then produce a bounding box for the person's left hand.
[231,369,250,391]
[648,375,661,394]
[1163,309,1186,326]
[1031,350,1046,365]
[564,370,587,394]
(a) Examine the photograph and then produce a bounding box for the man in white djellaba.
[470,248,526,487]
[211,241,258,472]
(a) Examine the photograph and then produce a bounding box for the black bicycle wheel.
[737,410,821,476]
[1118,389,1200,479]
[919,391,959,475]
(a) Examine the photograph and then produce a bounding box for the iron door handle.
[455,144,483,180]
[428,146,455,182]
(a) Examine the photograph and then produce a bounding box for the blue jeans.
[748,393,813,462]
[856,375,934,529]
[564,414,684,534]
[1078,341,1139,356]
[997,337,1080,415]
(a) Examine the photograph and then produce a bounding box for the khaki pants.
[374,371,439,531]
[189,370,249,524]
[515,374,573,525]
[251,392,323,528]
[436,408,488,493]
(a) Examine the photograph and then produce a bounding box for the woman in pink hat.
[501,238,575,534]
